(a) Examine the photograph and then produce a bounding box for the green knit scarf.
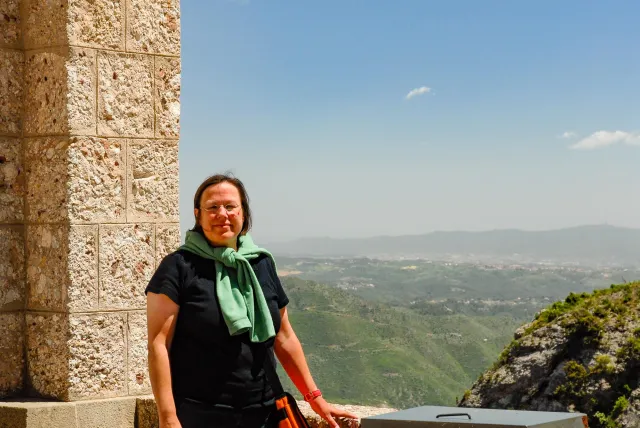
[179,230,276,343]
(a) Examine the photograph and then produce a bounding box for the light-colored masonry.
[0,0,181,402]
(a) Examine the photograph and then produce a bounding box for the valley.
[276,256,639,308]
[274,256,640,409]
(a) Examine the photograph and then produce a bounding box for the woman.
[146,174,357,428]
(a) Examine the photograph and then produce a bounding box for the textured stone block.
[0,137,25,223]
[156,223,181,267]
[67,225,99,312]
[26,224,68,311]
[25,137,69,223]
[25,137,126,223]
[0,398,143,428]
[0,0,21,48]
[24,0,124,49]
[155,56,181,138]
[26,312,70,400]
[68,0,126,50]
[23,48,67,136]
[127,311,151,395]
[97,52,153,137]
[127,140,179,222]
[24,48,96,136]
[0,49,23,136]
[0,312,24,398]
[66,137,126,222]
[26,312,128,401]
[126,0,180,55]
[66,48,98,135]
[75,397,137,428]
[0,225,25,311]
[0,401,78,428]
[67,313,127,400]
[99,224,154,310]
[22,0,67,49]
[26,225,98,312]
[135,397,159,428]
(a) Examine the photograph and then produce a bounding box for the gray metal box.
[361,405,588,428]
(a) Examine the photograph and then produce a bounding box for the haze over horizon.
[179,1,640,243]
[262,223,639,243]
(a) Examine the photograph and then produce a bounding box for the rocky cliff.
[458,281,640,427]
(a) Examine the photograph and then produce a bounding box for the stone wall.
[0,0,26,398]
[0,395,397,428]
[0,0,181,401]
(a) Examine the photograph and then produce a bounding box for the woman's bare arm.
[274,307,358,428]
[147,292,181,428]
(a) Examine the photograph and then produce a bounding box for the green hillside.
[276,276,525,409]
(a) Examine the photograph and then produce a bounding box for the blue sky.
[178,0,640,242]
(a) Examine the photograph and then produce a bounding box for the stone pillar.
[0,0,181,403]
[0,0,26,399]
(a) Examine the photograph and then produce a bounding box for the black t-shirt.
[145,249,289,409]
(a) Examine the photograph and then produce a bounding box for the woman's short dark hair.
[192,173,252,235]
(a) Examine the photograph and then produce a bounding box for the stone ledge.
[0,395,396,428]
[0,396,135,428]
[297,401,397,428]
[0,400,76,428]
[135,396,397,428]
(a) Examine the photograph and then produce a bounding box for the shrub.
[491,339,520,371]
[590,355,615,375]
[612,395,629,418]
[554,360,588,398]
[569,309,604,346]
[617,337,640,362]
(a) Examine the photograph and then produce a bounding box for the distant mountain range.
[266,225,640,265]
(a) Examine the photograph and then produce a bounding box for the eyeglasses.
[200,204,241,215]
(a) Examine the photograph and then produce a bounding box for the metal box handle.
[436,413,472,420]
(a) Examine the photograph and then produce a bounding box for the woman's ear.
[193,208,200,226]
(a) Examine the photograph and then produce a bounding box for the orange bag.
[272,392,311,428]
[263,347,311,428]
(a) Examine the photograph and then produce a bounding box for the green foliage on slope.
[276,276,524,409]
[460,282,640,428]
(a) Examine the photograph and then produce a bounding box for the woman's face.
[195,182,244,249]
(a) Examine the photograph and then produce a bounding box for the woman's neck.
[202,233,237,251]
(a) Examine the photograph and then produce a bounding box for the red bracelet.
[303,389,322,402]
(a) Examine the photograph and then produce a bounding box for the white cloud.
[405,86,431,100]
[559,131,578,139]
[569,130,640,150]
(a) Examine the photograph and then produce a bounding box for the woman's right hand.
[159,415,182,428]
